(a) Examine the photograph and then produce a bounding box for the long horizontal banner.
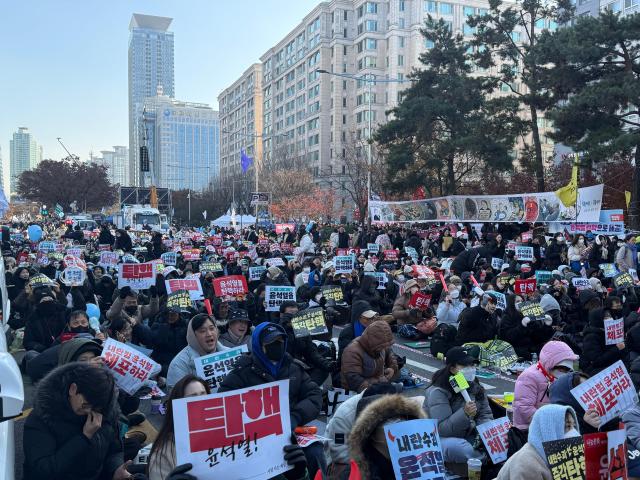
[369,184,603,224]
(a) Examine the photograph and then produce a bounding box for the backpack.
[430,323,458,358]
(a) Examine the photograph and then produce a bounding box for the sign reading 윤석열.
[194,345,248,392]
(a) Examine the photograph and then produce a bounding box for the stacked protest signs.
[166,278,204,301]
[213,275,248,300]
[101,338,159,395]
[265,286,296,312]
[118,262,156,290]
[290,308,327,338]
[173,380,293,480]
[542,437,585,480]
[476,417,511,464]
[194,345,248,392]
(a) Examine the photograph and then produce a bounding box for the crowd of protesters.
[5,218,640,479]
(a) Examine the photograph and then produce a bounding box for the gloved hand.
[165,463,197,480]
[119,286,133,299]
[521,316,531,327]
[149,285,158,298]
[543,314,553,326]
[283,435,308,480]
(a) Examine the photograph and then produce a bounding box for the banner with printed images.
[166,278,204,301]
[118,262,156,291]
[265,286,296,312]
[384,418,445,480]
[571,360,637,425]
[166,290,193,311]
[194,346,248,392]
[291,308,328,338]
[476,417,511,464]
[173,380,293,480]
[369,184,603,223]
[101,338,159,395]
[542,437,585,480]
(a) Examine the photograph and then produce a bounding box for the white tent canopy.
[210,210,256,228]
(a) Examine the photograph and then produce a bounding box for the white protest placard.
[161,251,177,266]
[249,266,266,281]
[364,271,387,289]
[117,262,156,291]
[66,247,83,257]
[194,345,248,392]
[572,277,591,290]
[334,255,355,274]
[265,286,296,312]
[173,380,293,480]
[405,246,418,260]
[326,388,356,417]
[384,418,445,480]
[266,257,285,267]
[440,258,453,272]
[61,266,86,286]
[367,243,379,254]
[491,257,504,270]
[101,338,159,395]
[477,417,511,464]
[515,246,534,262]
[604,317,624,345]
[165,278,205,301]
[99,251,119,269]
[571,360,637,425]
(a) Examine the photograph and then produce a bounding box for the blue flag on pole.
[240,149,253,173]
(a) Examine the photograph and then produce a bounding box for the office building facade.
[10,127,41,197]
[96,146,129,186]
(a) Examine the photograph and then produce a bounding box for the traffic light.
[140,146,149,172]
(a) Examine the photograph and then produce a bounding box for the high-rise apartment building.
[10,127,41,197]
[96,146,129,186]
[128,13,175,187]
[218,63,264,183]
[140,90,220,191]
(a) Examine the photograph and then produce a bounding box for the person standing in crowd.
[616,233,637,272]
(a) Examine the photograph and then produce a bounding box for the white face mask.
[564,428,580,439]
[461,366,476,382]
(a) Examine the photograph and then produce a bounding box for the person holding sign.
[580,295,628,376]
[106,285,159,329]
[424,347,493,463]
[167,314,229,389]
[150,307,189,377]
[497,404,580,480]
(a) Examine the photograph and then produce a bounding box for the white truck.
[116,205,165,232]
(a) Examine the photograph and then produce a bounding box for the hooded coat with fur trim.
[23,363,123,480]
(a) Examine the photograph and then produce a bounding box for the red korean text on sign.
[514,278,537,296]
[168,279,199,293]
[408,292,432,311]
[123,263,154,280]
[213,275,248,297]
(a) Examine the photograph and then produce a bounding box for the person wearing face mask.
[423,347,493,463]
[436,286,466,327]
[166,314,229,389]
[512,340,578,431]
[392,279,436,333]
[455,294,498,345]
[23,285,69,353]
[497,405,580,480]
[568,234,589,273]
[106,285,159,327]
[353,274,389,314]
[580,295,628,376]
[545,234,567,271]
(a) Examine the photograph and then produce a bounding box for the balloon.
[27,224,42,242]
[86,303,100,321]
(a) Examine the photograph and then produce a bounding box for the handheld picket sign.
[449,372,471,402]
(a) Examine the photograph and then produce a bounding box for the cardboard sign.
[487,291,507,310]
[515,246,534,262]
[166,290,193,311]
[334,255,355,274]
[166,278,204,301]
[194,346,248,392]
[118,262,156,291]
[173,380,293,480]
[572,277,591,290]
[614,272,634,289]
[408,292,432,311]
[520,301,546,322]
[161,251,177,266]
[101,338,159,395]
[384,419,445,480]
[383,249,399,261]
[571,360,637,425]
[491,257,504,270]
[290,308,327,338]
[607,428,628,480]
[542,437,585,480]
[604,317,624,345]
[99,251,119,269]
[364,271,387,289]
[265,286,296,312]
[200,262,224,274]
[213,275,248,299]
[600,263,618,278]
[321,285,344,302]
[477,417,511,465]
[249,266,266,281]
[584,432,608,480]
[535,270,553,284]
[61,266,86,287]
[514,278,537,295]
[275,223,295,235]
[367,243,379,253]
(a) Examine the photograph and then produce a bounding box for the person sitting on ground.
[455,294,498,344]
[150,307,188,377]
[106,285,159,327]
[218,307,252,350]
[423,346,493,463]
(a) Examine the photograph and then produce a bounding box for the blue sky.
[0,0,322,190]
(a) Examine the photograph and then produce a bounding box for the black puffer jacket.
[580,308,629,376]
[456,305,497,345]
[23,363,123,480]
[24,302,69,352]
[150,313,188,372]
[499,301,554,360]
[218,353,322,429]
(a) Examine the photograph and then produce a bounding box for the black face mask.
[70,326,90,334]
[264,341,285,361]
[279,313,293,327]
[124,306,138,315]
[611,308,623,316]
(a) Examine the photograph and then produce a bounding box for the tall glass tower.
[128,13,174,187]
[10,127,41,197]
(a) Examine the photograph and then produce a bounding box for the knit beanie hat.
[540,294,561,313]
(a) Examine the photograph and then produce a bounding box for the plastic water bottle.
[531,353,538,365]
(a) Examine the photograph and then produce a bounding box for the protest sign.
[571,360,637,425]
[321,285,344,302]
[173,380,292,480]
[604,317,625,345]
[572,277,591,290]
[266,257,285,267]
[161,251,177,266]
[213,275,248,299]
[265,286,296,312]
[166,278,204,301]
[542,437,585,480]
[367,243,379,253]
[476,417,511,464]
[38,241,57,253]
[118,262,156,291]
[36,252,50,266]
[600,263,618,278]
[334,255,355,274]
[326,388,355,417]
[521,231,533,242]
[99,251,119,269]
[608,428,628,480]
[614,272,634,289]
[515,246,534,262]
[535,270,553,284]
[412,265,434,278]
[182,249,201,261]
[364,271,387,289]
[194,346,248,392]
[405,246,418,260]
[28,273,55,289]
[491,257,504,270]
[275,223,295,235]
[514,278,537,295]
[408,292,432,311]
[66,247,83,257]
[249,266,266,281]
[64,255,86,270]
[487,291,507,311]
[384,418,445,480]
[61,266,86,287]
[295,433,328,448]
[101,338,158,395]
[291,308,327,337]
[520,302,546,322]
[383,249,399,261]
[200,261,224,274]
[584,432,608,480]
[166,290,193,311]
